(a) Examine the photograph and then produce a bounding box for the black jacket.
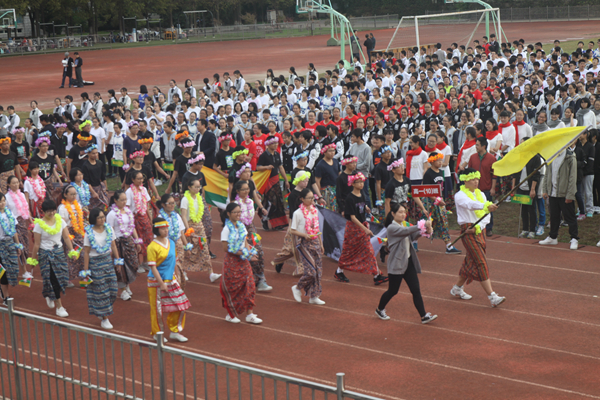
[196,130,217,169]
[519,155,541,195]
[580,141,595,176]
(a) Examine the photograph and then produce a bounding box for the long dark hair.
[156,193,174,210]
[384,202,407,228]
[109,189,126,206]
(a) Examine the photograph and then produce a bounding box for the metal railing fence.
[0,15,398,56]
[0,299,384,400]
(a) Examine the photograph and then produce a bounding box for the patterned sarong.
[0,238,20,286]
[114,236,139,286]
[134,212,153,257]
[90,182,109,212]
[296,237,323,298]
[422,197,450,242]
[147,278,191,313]
[338,220,378,275]
[183,220,212,272]
[459,224,489,285]
[86,253,118,317]
[321,186,337,213]
[38,246,69,300]
[271,227,302,275]
[16,216,30,264]
[220,253,256,317]
[264,184,288,228]
[201,196,212,241]
[0,171,12,194]
[64,227,84,280]
[244,222,265,284]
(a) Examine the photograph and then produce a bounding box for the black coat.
[196,130,217,169]
[64,57,74,76]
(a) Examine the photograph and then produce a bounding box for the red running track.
[1,206,600,399]
[2,21,600,110]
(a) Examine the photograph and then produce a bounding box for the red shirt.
[345,114,359,129]
[241,140,258,170]
[253,133,267,160]
[431,100,441,115]
[319,119,334,128]
[330,118,343,131]
[381,108,392,121]
[472,89,483,102]
[304,121,320,135]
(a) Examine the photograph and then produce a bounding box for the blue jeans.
[361,181,372,209]
[61,71,72,87]
[536,197,546,226]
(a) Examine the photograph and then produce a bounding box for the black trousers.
[75,67,83,86]
[49,267,62,300]
[106,144,115,175]
[549,196,578,240]
[378,258,426,317]
[517,189,536,232]
[593,172,600,207]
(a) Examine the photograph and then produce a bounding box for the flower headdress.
[0,137,11,145]
[11,127,25,134]
[427,152,444,163]
[129,150,145,159]
[292,151,309,161]
[127,120,139,128]
[35,137,51,147]
[187,153,206,164]
[387,158,405,171]
[218,134,233,143]
[341,156,357,166]
[84,144,98,154]
[53,123,67,129]
[78,120,92,130]
[348,172,366,186]
[179,140,196,148]
[175,131,189,141]
[459,171,481,182]
[320,143,336,155]
[138,137,153,144]
[381,145,393,154]
[232,149,249,159]
[235,163,252,178]
[77,133,93,141]
[264,136,279,146]
[292,171,311,186]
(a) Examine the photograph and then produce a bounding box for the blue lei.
[73,181,91,207]
[159,209,180,242]
[84,223,114,254]
[225,219,256,260]
[0,207,17,237]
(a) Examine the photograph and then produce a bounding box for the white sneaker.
[375,308,390,320]
[539,236,558,245]
[256,282,273,292]
[597,240,600,248]
[125,286,133,296]
[120,290,131,301]
[450,285,472,300]
[526,231,535,239]
[154,179,163,186]
[100,319,113,330]
[154,334,167,343]
[570,238,578,250]
[309,297,325,305]
[137,267,146,273]
[518,230,528,238]
[56,307,69,318]
[209,273,221,283]
[245,313,263,324]
[45,297,55,309]
[225,314,240,323]
[488,292,506,307]
[291,285,302,302]
[169,332,188,342]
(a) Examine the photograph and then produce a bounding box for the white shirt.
[84,228,111,257]
[126,187,151,215]
[180,194,201,222]
[106,209,133,239]
[90,126,107,153]
[454,190,490,231]
[5,190,29,219]
[24,180,41,202]
[409,151,428,180]
[439,144,452,177]
[291,208,308,235]
[33,219,64,250]
[500,125,516,153]
[460,143,477,167]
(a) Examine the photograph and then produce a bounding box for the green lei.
[35,214,63,235]
[184,190,204,223]
[459,185,492,235]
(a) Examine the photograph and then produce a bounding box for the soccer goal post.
[385,8,503,54]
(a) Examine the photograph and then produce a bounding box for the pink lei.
[111,204,135,237]
[235,195,254,226]
[8,189,30,219]
[26,176,46,200]
[129,184,148,215]
[300,204,319,236]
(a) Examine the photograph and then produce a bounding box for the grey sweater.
[348,142,372,176]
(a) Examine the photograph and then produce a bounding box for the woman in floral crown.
[157,193,192,288]
[6,175,32,266]
[106,190,142,301]
[232,179,272,292]
[58,185,86,283]
[0,136,19,193]
[180,175,218,282]
[0,192,24,305]
[24,161,46,218]
[147,217,191,343]
[219,202,263,325]
[28,198,79,318]
[82,208,119,330]
[126,170,153,271]
[335,172,389,286]
[290,187,326,305]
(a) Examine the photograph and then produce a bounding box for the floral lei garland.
[235,195,254,226]
[111,204,135,237]
[225,219,256,260]
[159,209,180,241]
[459,186,492,235]
[73,181,91,207]
[184,191,204,223]
[299,203,319,237]
[35,214,63,235]
[26,176,46,200]
[0,207,17,237]
[130,184,148,215]
[62,199,85,236]
[84,223,114,254]
[7,189,29,219]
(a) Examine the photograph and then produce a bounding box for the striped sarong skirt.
[39,246,69,301]
[459,224,489,285]
[86,253,118,318]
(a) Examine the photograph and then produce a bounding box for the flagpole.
[449,127,587,247]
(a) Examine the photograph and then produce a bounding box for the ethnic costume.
[58,200,85,280]
[83,224,118,318]
[24,176,46,218]
[257,149,288,229]
[181,191,212,272]
[454,173,493,285]
[291,204,323,299]
[72,180,92,221]
[33,215,70,301]
[0,208,22,287]
[234,195,267,286]
[147,236,190,336]
[220,219,257,318]
[6,189,31,264]
[158,209,188,289]
[126,185,153,257]
[106,205,139,289]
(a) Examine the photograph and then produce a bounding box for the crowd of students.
[0,34,599,337]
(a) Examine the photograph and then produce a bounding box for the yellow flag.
[492,127,585,177]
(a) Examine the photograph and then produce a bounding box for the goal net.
[385,8,503,53]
